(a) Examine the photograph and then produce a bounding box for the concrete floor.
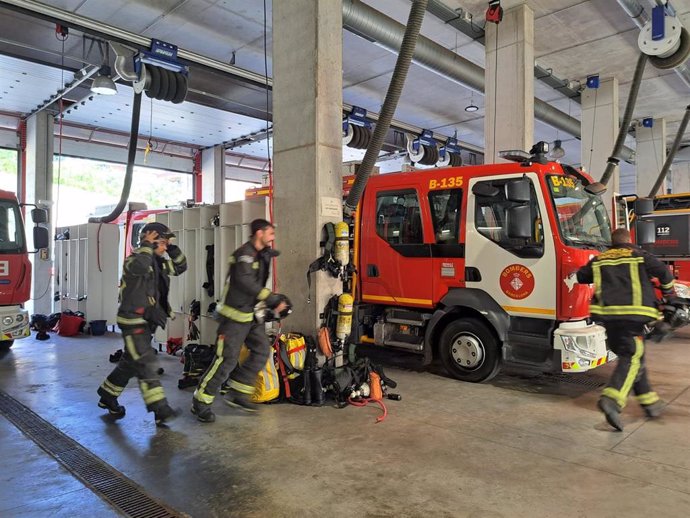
[0,329,689,518]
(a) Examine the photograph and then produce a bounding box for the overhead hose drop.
[600,52,647,186]
[88,90,142,223]
[648,105,690,197]
[344,0,428,215]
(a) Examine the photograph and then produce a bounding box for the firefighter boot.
[311,367,325,406]
[224,390,259,413]
[191,399,216,423]
[97,387,126,419]
[598,397,623,431]
[642,400,665,419]
[154,404,181,427]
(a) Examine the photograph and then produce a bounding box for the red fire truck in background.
[0,189,48,349]
[348,146,616,382]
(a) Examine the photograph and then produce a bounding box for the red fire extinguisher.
[486,0,503,24]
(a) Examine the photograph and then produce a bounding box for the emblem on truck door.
[499,264,535,299]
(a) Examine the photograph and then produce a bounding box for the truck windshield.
[0,199,26,254]
[546,175,611,249]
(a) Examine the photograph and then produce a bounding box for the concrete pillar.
[671,162,690,193]
[273,0,342,334]
[635,118,666,197]
[25,111,53,314]
[201,146,225,204]
[484,4,534,162]
[581,77,619,212]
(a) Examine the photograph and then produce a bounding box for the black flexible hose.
[600,52,647,185]
[648,105,690,197]
[89,90,143,223]
[344,0,428,214]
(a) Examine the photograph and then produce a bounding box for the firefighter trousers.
[194,318,270,405]
[601,322,659,409]
[99,326,169,412]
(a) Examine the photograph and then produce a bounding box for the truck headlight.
[561,335,578,352]
[15,314,24,323]
[674,283,690,300]
[2,316,13,326]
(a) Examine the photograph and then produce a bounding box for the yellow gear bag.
[279,333,306,380]
[239,344,280,403]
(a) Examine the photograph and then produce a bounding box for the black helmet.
[140,222,175,240]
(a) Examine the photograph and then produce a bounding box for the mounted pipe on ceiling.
[342,0,635,163]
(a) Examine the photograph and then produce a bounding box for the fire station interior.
[1,0,690,516]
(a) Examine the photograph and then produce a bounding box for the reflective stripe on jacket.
[576,243,674,323]
[217,241,272,322]
[117,242,187,327]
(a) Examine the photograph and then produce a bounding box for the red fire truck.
[348,148,615,382]
[0,189,48,349]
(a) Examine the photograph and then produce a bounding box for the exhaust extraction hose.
[600,52,647,185]
[88,90,143,223]
[648,105,690,197]
[344,0,428,215]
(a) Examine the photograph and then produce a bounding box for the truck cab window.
[429,189,462,243]
[0,201,24,253]
[376,190,423,244]
[473,179,544,258]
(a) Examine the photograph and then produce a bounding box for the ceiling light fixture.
[91,65,117,95]
[550,139,565,159]
[465,91,479,112]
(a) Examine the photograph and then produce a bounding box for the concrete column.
[25,111,53,314]
[635,118,666,197]
[484,4,534,162]
[201,145,225,204]
[671,162,690,193]
[581,77,619,212]
[273,0,342,334]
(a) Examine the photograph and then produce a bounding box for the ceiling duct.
[342,0,634,163]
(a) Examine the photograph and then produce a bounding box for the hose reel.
[638,4,690,70]
[407,129,462,167]
[343,106,373,150]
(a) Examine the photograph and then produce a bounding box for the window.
[474,178,544,258]
[0,148,18,193]
[0,199,25,253]
[376,190,423,244]
[429,189,462,243]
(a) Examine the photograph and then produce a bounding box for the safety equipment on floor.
[239,344,280,403]
[29,313,51,341]
[56,311,85,337]
[178,343,215,389]
[202,245,215,297]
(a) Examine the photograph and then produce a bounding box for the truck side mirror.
[31,208,48,224]
[584,182,607,196]
[33,226,49,250]
[505,179,531,203]
[636,220,655,245]
[634,197,654,216]
[506,205,532,239]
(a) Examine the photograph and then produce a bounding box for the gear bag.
[239,343,280,403]
[178,343,215,389]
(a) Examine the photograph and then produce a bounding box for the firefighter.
[97,222,187,426]
[575,228,675,431]
[191,218,288,423]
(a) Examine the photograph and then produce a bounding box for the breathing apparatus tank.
[336,293,354,341]
[334,221,349,266]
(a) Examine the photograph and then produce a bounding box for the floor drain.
[0,390,185,518]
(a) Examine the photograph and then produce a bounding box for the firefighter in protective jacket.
[192,218,288,423]
[97,222,187,426]
[576,228,675,431]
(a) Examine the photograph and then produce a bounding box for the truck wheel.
[439,319,501,382]
[0,340,14,350]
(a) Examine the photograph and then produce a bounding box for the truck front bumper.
[0,306,31,341]
[554,320,610,372]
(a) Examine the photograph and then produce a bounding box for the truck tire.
[0,340,14,350]
[439,319,501,383]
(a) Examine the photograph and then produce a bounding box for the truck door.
[359,188,434,308]
[464,174,556,319]
[428,188,465,301]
